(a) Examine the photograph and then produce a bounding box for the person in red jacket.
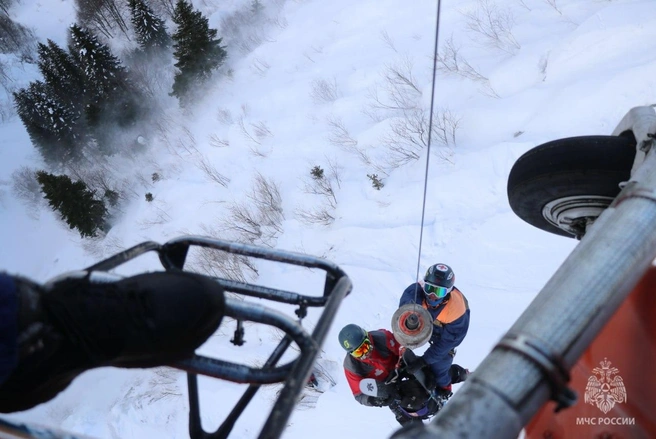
[339,324,401,408]
[340,323,436,426]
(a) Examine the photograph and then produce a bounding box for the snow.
[0,0,653,438]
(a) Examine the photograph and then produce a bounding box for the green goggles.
[423,282,450,301]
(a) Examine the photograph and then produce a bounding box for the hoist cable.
[413,0,444,302]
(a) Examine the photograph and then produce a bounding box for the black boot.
[0,271,225,413]
[449,364,470,384]
[390,401,423,427]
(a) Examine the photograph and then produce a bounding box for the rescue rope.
[413,0,444,302]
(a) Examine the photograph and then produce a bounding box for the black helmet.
[424,263,455,290]
[338,324,368,353]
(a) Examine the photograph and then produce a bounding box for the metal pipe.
[392,112,656,438]
[259,276,353,439]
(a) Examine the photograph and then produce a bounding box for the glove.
[405,356,428,375]
[376,381,400,400]
[449,364,470,384]
[368,394,394,407]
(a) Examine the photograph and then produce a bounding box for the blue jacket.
[399,282,470,387]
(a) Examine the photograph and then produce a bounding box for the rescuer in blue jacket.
[399,263,470,398]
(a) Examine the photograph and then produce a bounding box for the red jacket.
[343,329,401,401]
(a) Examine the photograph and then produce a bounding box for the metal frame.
[85,235,352,439]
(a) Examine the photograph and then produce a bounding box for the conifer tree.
[36,171,108,238]
[14,84,52,158]
[36,40,85,116]
[14,81,81,164]
[170,0,227,101]
[68,24,141,128]
[128,0,171,53]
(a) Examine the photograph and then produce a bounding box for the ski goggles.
[351,337,372,359]
[423,282,451,301]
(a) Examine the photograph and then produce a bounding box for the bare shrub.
[65,162,122,202]
[124,54,172,100]
[237,32,267,54]
[434,109,462,146]
[295,206,335,226]
[384,56,422,96]
[325,115,385,171]
[75,0,131,39]
[220,173,283,247]
[367,56,422,112]
[361,105,385,123]
[104,235,125,254]
[217,108,233,125]
[11,166,42,210]
[0,13,37,60]
[176,126,199,155]
[462,0,521,55]
[187,222,258,282]
[270,14,288,29]
[304,165,337,209]
[133,168,154,189]
[310,78,339,104]
[0,180,7,208]
[153,113,176,142]
[237,115,273,156]
[250,57,270,76]
[237,115,260,145]
[226,203,264,245]
[209,133,229,148]
[195,154,230,187]
[145,368,183,404]
[273,351,337,410]
[251,121,273,141]
[543,0,562,15]
[0,58,12,92]
[478,81,501,99]
[119,367,183,411]
[138,205,171,230]
[325,157,342,190]
[380,29,397,53]
[437,37,488,82]
[161,125,199,159]
[295,163,341,226]
[0,98,13,122]
[518,0,532,11]
[326,115,358,149]
[219,3,278,55]
[538,54,548,79]
[81,234,107,258]
[249,173,284,235]
[382,108,461,169]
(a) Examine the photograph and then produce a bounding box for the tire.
[507,135,636,239]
